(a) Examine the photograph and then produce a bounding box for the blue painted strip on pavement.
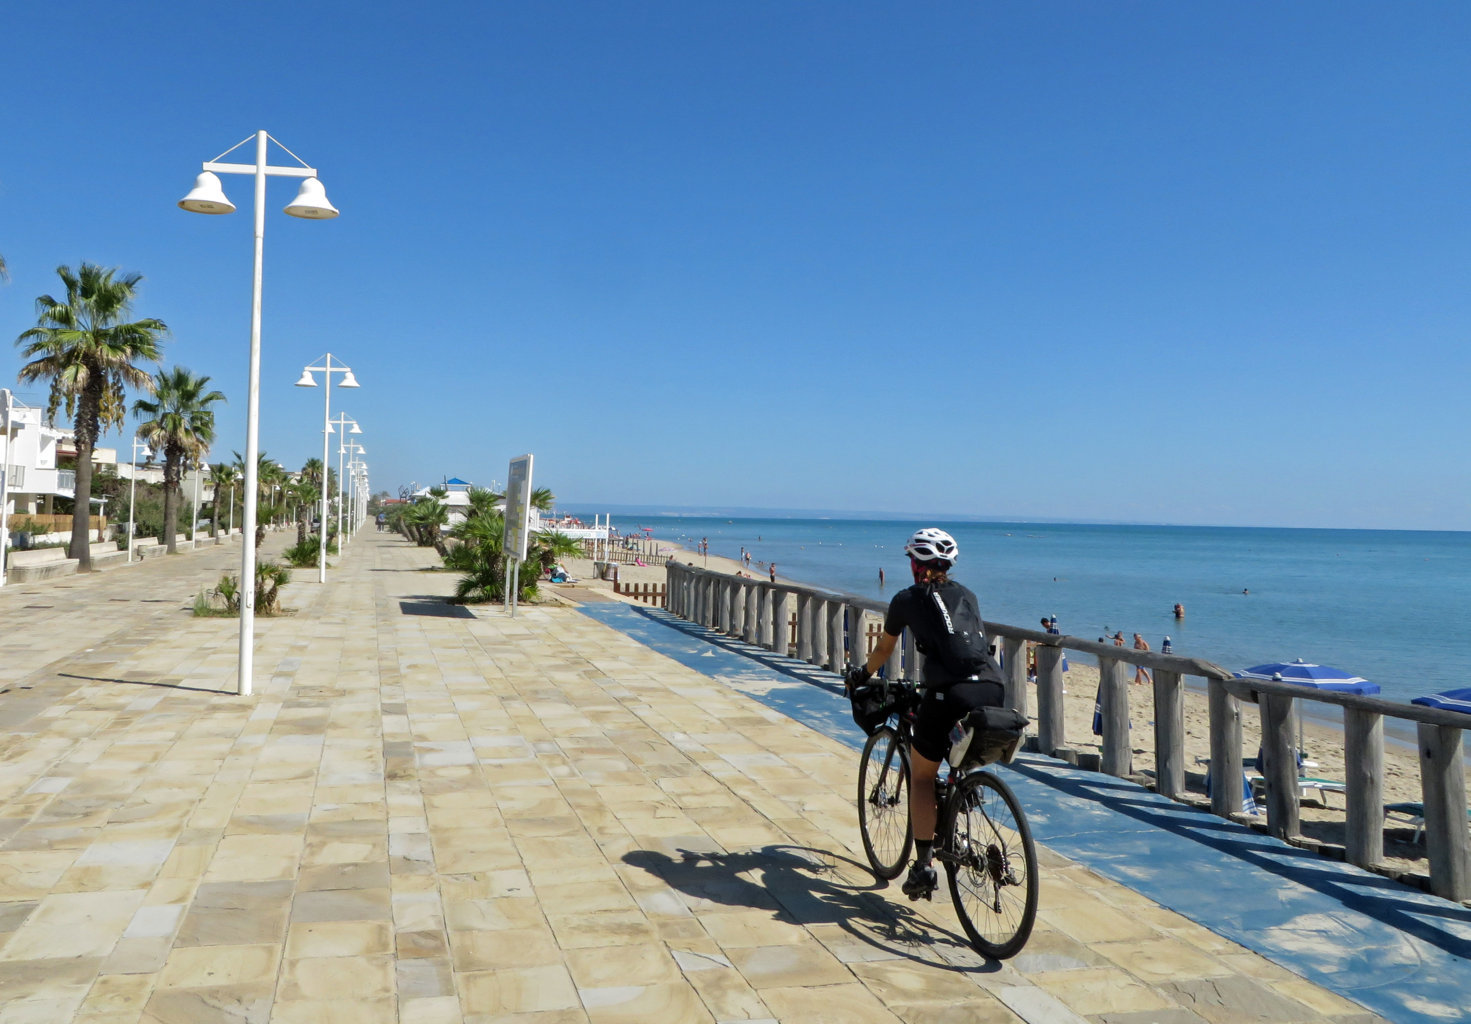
[579,602,1471,1024]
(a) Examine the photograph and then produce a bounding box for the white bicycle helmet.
[904,527,958,566]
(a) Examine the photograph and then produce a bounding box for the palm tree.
[290,477,318,546]
[208,462,239,538]
[133,367,225,554]
[233,450,286,547]
[15,263,167,569]
[530,486,555,513]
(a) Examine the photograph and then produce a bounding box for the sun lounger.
[1383,801,1471,843]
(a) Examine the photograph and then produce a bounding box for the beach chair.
[1383,802,1471,844]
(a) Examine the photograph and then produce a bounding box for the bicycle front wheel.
[945,770,1038,959]
[857,725,912,879]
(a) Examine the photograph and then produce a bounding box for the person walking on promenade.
[1132,633,1152,685]
[844,528,1004,902]
[376,511,386,532]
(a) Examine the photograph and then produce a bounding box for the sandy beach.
[558,542,1436,878]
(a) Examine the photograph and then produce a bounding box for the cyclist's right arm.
[861,630,899,681]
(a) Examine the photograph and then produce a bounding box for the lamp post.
[344,442,364,536]
[326,414,360,549]
[344,450,360,531]
[0,389,13,588]
[191,461,202,545]
[296,356,359,583]
[179,131,338,697]
[128,437,152,564]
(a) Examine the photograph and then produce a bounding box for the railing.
[664,560,1471,902]
[579,536,663,564]
[57,469,75,493]
[613,580,667,607]
[4,464,22,488]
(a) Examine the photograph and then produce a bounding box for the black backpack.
[923,583,999,681]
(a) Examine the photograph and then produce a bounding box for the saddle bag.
[946,706,1029,768]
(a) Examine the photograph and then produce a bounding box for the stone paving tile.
[0,531,1390,1024]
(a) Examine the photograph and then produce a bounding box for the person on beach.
[1173,602,1185,619]
[844,528,1004,902]
[878,567,885,587]
[769,564,776,583]
[1132,633,1152,685]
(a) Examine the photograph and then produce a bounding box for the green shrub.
[211,561,293,615]
[283,535,339,567]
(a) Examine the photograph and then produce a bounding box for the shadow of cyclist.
[621,843,1002,972]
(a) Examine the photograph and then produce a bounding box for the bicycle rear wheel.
[857,725,912,879]
[944,770,1038,959]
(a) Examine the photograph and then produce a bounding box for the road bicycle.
[852,678,1038,959]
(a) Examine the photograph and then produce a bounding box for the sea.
[567,510,1471,709]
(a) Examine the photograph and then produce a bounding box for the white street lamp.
[296,355,359,583]
[327,414,360,548]
[128,437,152,564]
[191,461,202,544]
[0,389,14,588]
[344,442,365,534]
[180,131,338,697]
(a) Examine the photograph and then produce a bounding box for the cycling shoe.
[902,863,937,901]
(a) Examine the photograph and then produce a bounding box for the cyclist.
[846,527,1004,900]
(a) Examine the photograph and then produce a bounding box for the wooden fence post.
[1000,637,1028,718]
[1344,707,1384,869]
[1098,657,1130,777]
[772,590,792,656]
[1417,723,1471,902]
[849,605,869,670]
[828,601,845,671]
[1208,678,1245,818]
[728,578,744,635]
[762,586,776,649]
[1035,645,1064,757]
[810,597,828,667]
[1152,670,1185,799]
[796,593,814,662]
[1259,693,1300,840]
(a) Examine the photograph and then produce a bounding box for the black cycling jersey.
[883,579,1003,688]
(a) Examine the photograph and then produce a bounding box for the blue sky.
[2,3,1468,530]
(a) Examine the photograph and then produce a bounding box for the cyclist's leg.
[903,749,941,898]
[909,750,941,848]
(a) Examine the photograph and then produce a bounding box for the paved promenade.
[0,530,1413,1022]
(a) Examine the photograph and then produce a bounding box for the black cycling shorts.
[911,679,1005,763]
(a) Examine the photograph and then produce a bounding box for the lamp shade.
[295,370,317,387]
[338,370,360,388]
[178,172,236,214]
[283,177,339,219]
[349,423,362,434]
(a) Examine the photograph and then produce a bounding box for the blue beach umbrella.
[1236,659,1380,760]
[1410,688,1471,713]
[1236,660,1380,695]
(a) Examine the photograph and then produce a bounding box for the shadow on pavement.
[622,843,1001,972]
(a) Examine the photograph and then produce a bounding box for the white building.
[2,389,125,534]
